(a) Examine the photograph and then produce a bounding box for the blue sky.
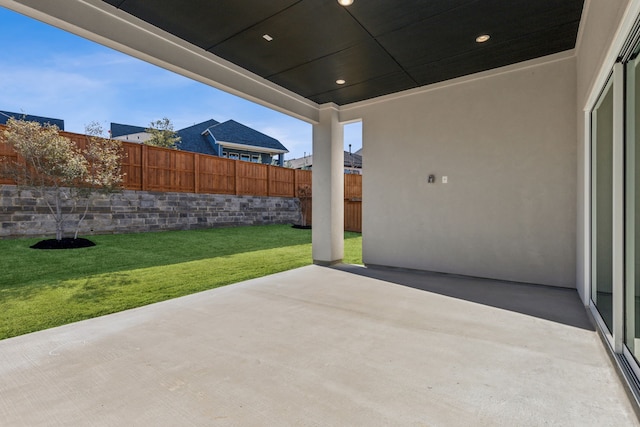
[0,7,362,160]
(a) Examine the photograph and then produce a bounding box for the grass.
[0,225,362,340]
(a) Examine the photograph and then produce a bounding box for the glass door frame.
[589,62,625,354]
[584,0,640,399]
[590,73,615,336]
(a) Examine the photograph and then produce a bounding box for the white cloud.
[0,15,317,159]
[255,124,312,159]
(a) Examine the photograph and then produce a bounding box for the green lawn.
[0,225,362,340]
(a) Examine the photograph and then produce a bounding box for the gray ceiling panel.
[268,39,409,97]
[407,22,580,87]
[347,0,478,37]
[101,0,585,106]
[310,71,417,105]
[111,0,299,50]
[209,0,370,77]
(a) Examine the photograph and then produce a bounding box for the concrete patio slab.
[0,265,637,426]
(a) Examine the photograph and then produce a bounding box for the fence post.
[171,150,176,191]
[141,144,148,191]
[234,160,239,195]
[194,152,199,194]
[293,169,298,198]
[267,165,272,197]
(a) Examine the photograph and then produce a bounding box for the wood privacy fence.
[344,174,362,233]
[0,125,362,231]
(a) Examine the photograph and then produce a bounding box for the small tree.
[0,118,123,241]
[145,117,181,149]
[76,121,124,238]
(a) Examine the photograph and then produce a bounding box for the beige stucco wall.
[575,0,631,301]
[349,57,577,287]
[576,0,630,106]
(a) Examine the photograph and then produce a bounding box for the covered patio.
[0,265,636,426]
[3,0,640,422]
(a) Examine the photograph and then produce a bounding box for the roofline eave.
[217,140,288,154]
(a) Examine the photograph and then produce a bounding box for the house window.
[240,154,251,162]
[222,151,228,158]
[228,152,239,160]
[251,155,261,163]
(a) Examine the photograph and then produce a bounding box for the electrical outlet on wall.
[442,176,448,183]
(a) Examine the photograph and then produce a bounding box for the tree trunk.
[55,191,63,241]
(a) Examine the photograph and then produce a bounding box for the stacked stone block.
[0,185,301,238]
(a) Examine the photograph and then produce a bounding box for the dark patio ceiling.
[101,0,584,106]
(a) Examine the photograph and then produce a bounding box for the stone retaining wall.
[0,185,301,238]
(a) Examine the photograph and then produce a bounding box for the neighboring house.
[110,119,288,166]
[184,119,288,166]
[110,123,150,143]
[288,151,363,175]
[0,110,65,130]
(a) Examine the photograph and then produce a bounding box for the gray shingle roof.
[344,151,362,168]
[288,151,362,169]
[110,123,147,138]
[206,120,288,152]
[0,111,65,130]
[176,119,220,155]
[106,118,287,157]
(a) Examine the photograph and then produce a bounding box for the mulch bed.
[291,224,311,230]
[30,238,96,250]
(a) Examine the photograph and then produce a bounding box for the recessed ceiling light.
[336,79,346,85]
[475,34,490,43]
[262,34,273,42]
[337,0,354,6]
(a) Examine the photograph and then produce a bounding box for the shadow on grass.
[70,273,135,303]
[0,242,323,339]
[0,225,361,295]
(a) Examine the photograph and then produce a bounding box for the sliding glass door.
[626,46,640,361]
[592,77,615,332]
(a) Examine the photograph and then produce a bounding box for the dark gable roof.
[0,110,64,130]
[176,119,220,155]
[206,120,288,152]
[344,151,362,168]
[106,118,288,156]
[288,151,362,169]
[110,122,147,137]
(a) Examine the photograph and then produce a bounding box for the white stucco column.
[312,105,344,265]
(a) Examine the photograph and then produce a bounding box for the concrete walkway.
[0,265,637,426]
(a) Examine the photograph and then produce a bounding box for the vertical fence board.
[269,166,295,197]
[174,149,196,192]
[344,173,362,233]
[344,200,362,233]
[344,174,362,199]
[236,161,268,196]
[0,141,18,184]
[119,143,140,190]
[198,156,235,194]
[194,152,200,193]
[294,170,312,196]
